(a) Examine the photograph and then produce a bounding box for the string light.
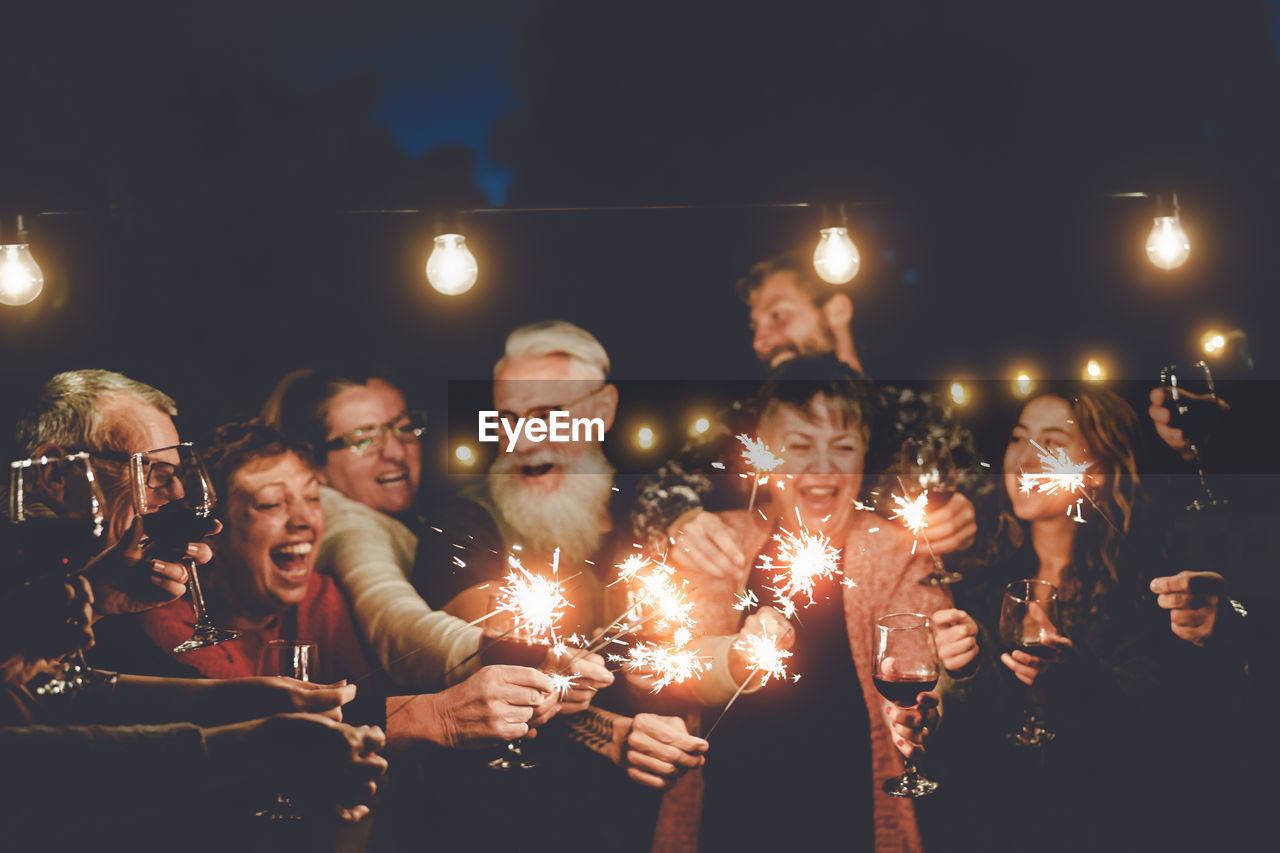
[636,426,655,450]
[1083,359,1106,382]
[949,381,969,406]
[1145,194,1190,270]
[1013,371,1034,399]
[454,444,476,466]
[813,226,860,284]
[690,416,711,437]
[0,215,44,306]
[426,233,478,295]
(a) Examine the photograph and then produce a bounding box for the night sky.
[1,0,1278,473]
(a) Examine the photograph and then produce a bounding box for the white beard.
[488,446,616,564]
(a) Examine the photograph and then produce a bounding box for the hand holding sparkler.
[619,713,708,789]
[667,507,747,580]
[726,607,794,687]
[736,433,784,513]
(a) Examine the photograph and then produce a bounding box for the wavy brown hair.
[994,387,1144,618]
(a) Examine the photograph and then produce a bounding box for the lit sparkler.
[624,640,710,692]
[1017,440,1115,528]
[736,433,784,511]
[494,554,572,645]
[759,525,842,614]
[705,628,794,738]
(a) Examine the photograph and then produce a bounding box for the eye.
[256,502,281,511]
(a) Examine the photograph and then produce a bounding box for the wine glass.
[7,452,109,695]
[1159,362,1226,511]
[255,640,317,821]
[999,579,1059,748]
[872,612,941,797]
[129,442,238,652]
[484,593,548,770]
[897,437,963,586]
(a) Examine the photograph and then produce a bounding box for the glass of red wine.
[873,611,941,797]
[129,443,237,653]
[7,452,109,695]
[255,640,317,821]
[999,579,1060,748]
[1159,362,1226,511]
[484,593,548,770]
[898,437,963,586]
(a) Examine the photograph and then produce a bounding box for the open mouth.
[376,470,409,486]
[270,541,313,583]
[797,484,840,516]
[769,349,798,368]
[521,463,555,478]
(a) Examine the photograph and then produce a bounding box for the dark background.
[1,0,1277,476]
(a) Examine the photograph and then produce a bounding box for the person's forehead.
[494,354,599,409]
[765,397,860,435]
[751,272,809,314]
[1020,396,1077,433]
[232,452,315,494]
[99,393,179,452]
[326,381,406,434]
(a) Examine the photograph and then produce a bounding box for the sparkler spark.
[736,433,783,481]
[625,641,710,692]
[494,555,572,644]
[759,526,842,613]
[889,490,930,535]
[732,589,760,612]
[733,629,793,687]
[1018,440,1090,497]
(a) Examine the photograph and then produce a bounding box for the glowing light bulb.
[1201,331,1226,356]
[455,444,476,466]
[1013,372,1034,399]
[636,426,655,450]
[949,381,969,406]
[1146,216,1190,270]
[690,417,710,437]
[1084,359,1105,381]
[0,243,44,306]
[813,227,860,284]
[426,234,478,295]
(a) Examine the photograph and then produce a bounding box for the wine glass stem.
[184,558,215,630]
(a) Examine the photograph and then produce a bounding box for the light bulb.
[690,417,710,437]
[813,227,860,284]
[0,243,44,306]
[1013,372,1034,399]
[1201,331,1226,356]
[1145,216,1190,270]
[426,233,478,295]
[636,426,655,451]
[454,444,476,466]
[949,381,969,406]
[1084,359,1105,381]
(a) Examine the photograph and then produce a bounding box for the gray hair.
[15,369,178,455]
[495,320,610,380]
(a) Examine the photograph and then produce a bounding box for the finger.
[1149,574,1191,595]
[931,608,972,629]
[704,520,746,567]
[358,726,386,754]
[1171,610,1208,628]
[337,804,371,823]
[941,636,978,657]
[1156,592,1199,609]
[495,665,555,694]
[1010,650,1051,668]
[686,534,738,579]
[1001,653,1038,684]
[629,731,693,765]
[626,767,673,789]
[186,542,214,565]
[627,750,679,778]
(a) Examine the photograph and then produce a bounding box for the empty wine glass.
[999,579,1060,748]
[873,612,941,797]
[255,640,317,821]
[129,443,237,652]
[8,452,108,695]
[897,437,963,586]
[1159,362,1226,511]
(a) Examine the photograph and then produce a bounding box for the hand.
[728,605,794,684]
[0,574,95,686]
[923,493,976,555]
[81,516,217,616]
[883,691,940,759]
[410,665,555,748]
[1148,388,1230,463]
[1150,571,1225,646]
[1001,632,1072,686]
[207,713,386,822]
[667,508,746,581]
[213,677,357,723]
[931,608,979,672]
[617,713,708,789]
[541,647,614,715]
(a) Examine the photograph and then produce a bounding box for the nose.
[379,429,407,462]
[288,498,318,530]
[753,323,778,357]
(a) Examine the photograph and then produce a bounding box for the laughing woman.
[95,421,376,693]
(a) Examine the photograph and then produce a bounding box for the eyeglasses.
[324,412,427,456]
[75,447,185,491]
[495,387,604,429]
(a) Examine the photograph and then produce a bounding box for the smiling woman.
[92,421,377,691]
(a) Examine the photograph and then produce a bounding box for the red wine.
[873,676,938,707]
[3,517,106,580]
[1015,641,1055,660]
[1163,394,1224,446]
[142,503,218,559]
[486,638,548,668]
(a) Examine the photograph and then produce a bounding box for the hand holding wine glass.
[897,437,964,585]
[255,640,318,821]
[483,593,551,769]
[999,580,1067,747]
[1156,362,1229,510]
[873,612,941,797]
[129,443,237,652]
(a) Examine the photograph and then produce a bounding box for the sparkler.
[493,553,572,645]
[736,433,784,512]
[1017,440,1116,529]
[623,640,710,692]
[890,478,946,572]
[758,525,842,614]
[704,628,793,738]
